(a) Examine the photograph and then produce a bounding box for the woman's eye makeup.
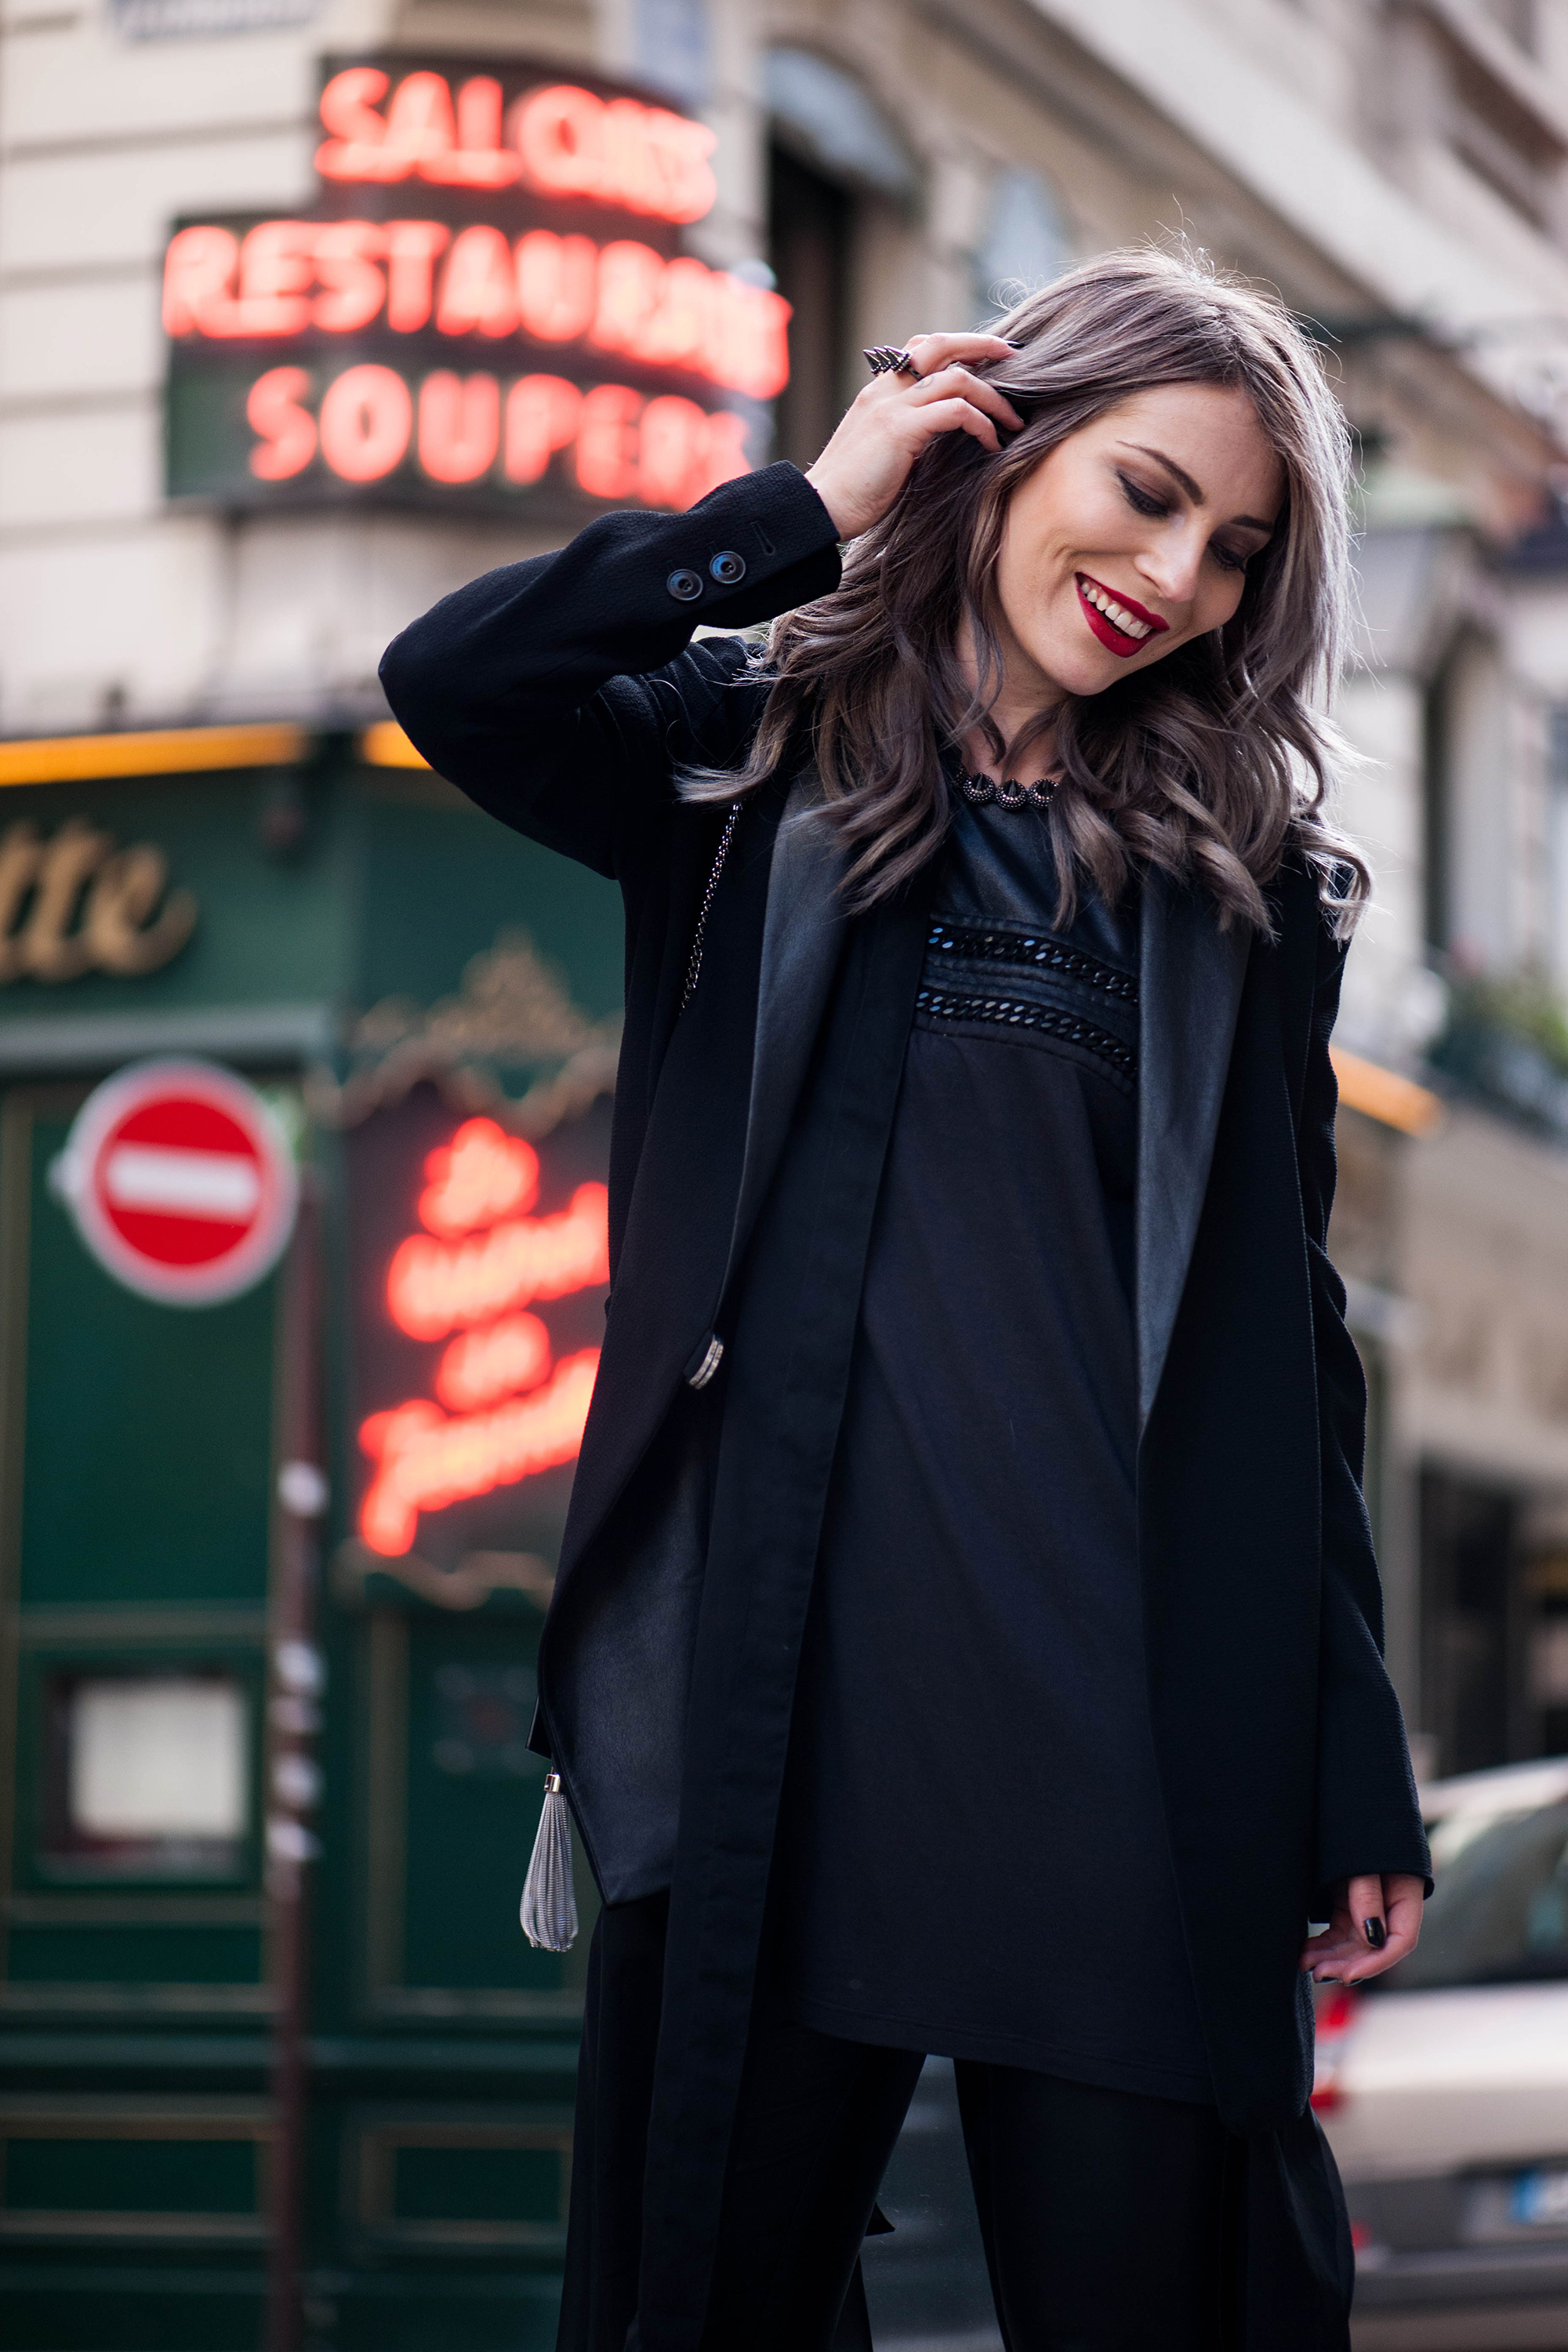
[1116,471,1167,519]
[1115,470,1253,575]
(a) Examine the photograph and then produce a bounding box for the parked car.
[1316,1755,1568,2350]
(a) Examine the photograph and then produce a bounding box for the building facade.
[6,0,1568,2343]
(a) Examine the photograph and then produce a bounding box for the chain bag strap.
[681,802,742,1011]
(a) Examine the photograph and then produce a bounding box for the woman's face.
[991,383,1285,707]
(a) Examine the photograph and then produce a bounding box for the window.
[768,147,851,471]
[1420,1471,1522,1777]
[42,1671,250,1878]
[764,50,918,471]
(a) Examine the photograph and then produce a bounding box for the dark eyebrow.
[1118,442,1275,536]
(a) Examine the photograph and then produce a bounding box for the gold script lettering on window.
[0,817,198,984]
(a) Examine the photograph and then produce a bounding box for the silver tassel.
[521,1771,579,1951]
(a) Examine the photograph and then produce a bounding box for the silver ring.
[864,344,920,379]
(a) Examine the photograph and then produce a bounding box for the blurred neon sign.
[162,53,787,517]
[314,68,717,220]
[163,227,788,401]
[387,1183,609,1339]
[243,363,746,505]
[357,1118,607,1558]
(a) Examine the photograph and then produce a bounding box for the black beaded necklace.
[956,769,1060,811]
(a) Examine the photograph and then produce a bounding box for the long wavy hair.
[682,247,1368,934]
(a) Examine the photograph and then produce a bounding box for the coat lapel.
[1136,871,1252,1430]
[719,757,852,1290]
[557,763,849,1585]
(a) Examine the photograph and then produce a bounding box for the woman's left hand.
[804,332,1022,540]
[1301,1872,1425,1984]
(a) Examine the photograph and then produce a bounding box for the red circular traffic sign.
[57,1059,299,1306]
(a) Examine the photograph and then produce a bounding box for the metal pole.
[266,1180,327,2352]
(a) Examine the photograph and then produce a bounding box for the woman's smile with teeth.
[1075,572,1166,650]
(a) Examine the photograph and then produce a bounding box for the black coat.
[381,461,1430,2351]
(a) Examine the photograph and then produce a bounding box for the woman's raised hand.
[804,332,1023,541]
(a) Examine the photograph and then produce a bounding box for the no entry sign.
[56,1059,299,1305]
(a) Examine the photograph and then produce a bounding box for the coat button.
[709,550,746,586]
[666,567,703,602]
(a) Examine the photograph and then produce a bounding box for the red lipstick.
[1075,572,1169,659]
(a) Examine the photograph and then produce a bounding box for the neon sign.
[164,226,788,398]
[314,69,717,220]
[163,55,788,518]
[356,1117,608,1559]
[238,361,747,503]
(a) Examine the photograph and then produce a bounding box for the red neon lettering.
[637,394,708,510]
[504,376,583,484]
[318,67,523,191]
[387,1182,609,1339]
[358,1113,610,1552]
[385,221,452,332]
[700,408,751,496]
[636,103,720,226]
[586,245,789,401]
[637,254,713,372]
[419,1120,539,1236]
[510,85,716,224]
[315,66,402,182]
[246,366,317,480]
[313,220,388,332]
[319,363,412,481]
[358,1349,600,1555]
[249,362,749,506]
[318,69,717,212]
[515,230,597,343]
[435,226,520,338]
[590,239,663,358]
[164,224,238,336]
[418,371,501,483]
[603,98,677,220]
[383,70,458,169]
[423,75,522,189]
[576,383,642,500]
[456,74,504,158]
[165,212,791,403]
[234,220,314,336]
[710,277,791,401]
[510,84,602,198]
[436,1311,551,1411]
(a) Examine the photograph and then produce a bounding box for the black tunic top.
[777,798,1214,2105]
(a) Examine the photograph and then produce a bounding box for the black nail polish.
[1363,1915,1387,1950]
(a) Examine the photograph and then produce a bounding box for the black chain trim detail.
[916,986,1137,1076]
[926,920,1138,1003]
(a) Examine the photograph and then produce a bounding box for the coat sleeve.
[377,462,842,879]
[1300,928,1432,1901]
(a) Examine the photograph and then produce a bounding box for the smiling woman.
[684,249,1369,943]
[378,244,1430,2352]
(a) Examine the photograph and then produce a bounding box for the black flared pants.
[560,1894,1348,2352]
[702,2002,1240,2352]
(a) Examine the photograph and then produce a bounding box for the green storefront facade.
[0,727,621,2350]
